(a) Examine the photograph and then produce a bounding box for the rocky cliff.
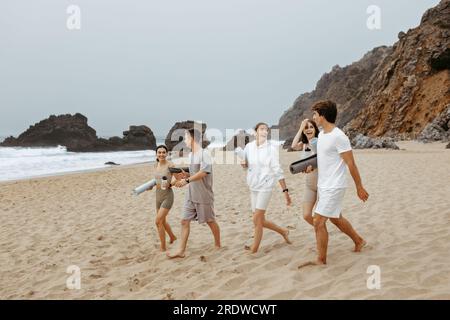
[347,0,450,139]
[278,0,450,143]
[278,46,391,139]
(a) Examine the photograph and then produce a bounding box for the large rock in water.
[0,113,97,150]
[164,121,210,155]
[223,130,254,151]
[0,114,157,152]
[278,0,450,142]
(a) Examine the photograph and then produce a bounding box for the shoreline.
[0,161,152,185]
[1,140,447,185]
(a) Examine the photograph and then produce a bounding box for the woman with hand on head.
[291,119,320,227]
[241,122,292,254]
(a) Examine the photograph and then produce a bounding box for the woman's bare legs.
[249,209,291,253]
[163,216,177,244]
[302,202,315,226]
[155,207,176,251]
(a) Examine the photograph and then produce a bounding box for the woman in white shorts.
[240,122,292,254]
[291,119,320,226]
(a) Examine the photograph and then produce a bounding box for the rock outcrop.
[223,130,254,151]
[278,0,450,144]
[164,121,210,155]
[0,114,157,152]
[349,134,399,150]
[282,133,399,150]
[282,138,295,152]
[417,104,450,142]
[1,113,97,150]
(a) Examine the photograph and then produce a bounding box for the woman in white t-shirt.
[291,119,319,226]
[240,122,292,254]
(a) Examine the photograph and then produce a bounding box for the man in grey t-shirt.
[167,128,221,259]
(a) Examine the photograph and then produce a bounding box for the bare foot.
[354,240,367,252]
[169,237,177,244]
[166,251,185,259]
[298,260,326,269]
[244,244,258,253]
[160,247,167,252]
[282,229,292,244]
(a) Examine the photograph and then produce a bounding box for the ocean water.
[0,145,157,182]
[0,136,282,182]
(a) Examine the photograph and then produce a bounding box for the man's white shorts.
[314,187,346,218]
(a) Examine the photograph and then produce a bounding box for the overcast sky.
[0,0,439,138]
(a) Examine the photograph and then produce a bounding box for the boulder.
[223,130,254,151]
[282,137,295,152]
[418,104,450,142]
[350,133,399,150]
[165,121,210,155]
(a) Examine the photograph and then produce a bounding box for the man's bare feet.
[282,229,292,244]
[353,240,367,252]
[297,260,326,269]
[169,237,177,244]
[166,251,185,259]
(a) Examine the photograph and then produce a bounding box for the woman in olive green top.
[149,145,177,251]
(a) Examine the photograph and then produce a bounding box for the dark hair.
[300,120,319,144]
[156,145,168,162]
[254,122,269,132]
[311,100,337,123]
[187,128,203,143]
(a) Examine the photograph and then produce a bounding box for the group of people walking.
[147,100,369,267]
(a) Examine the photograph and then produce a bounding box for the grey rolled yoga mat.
[289,154,317,174]
[133,179,157,195]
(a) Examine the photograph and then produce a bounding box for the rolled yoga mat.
[289,154,317,174]
[133,179,157,195]
[168,167,190,174]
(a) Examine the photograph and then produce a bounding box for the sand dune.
[0,141,449,299]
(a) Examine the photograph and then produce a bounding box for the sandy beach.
[0,141,449,300]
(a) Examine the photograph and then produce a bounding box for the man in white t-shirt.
[299,100,369,268]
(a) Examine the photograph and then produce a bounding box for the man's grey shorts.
[182,200,216,224]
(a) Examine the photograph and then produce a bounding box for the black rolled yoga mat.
[168,167,190,174]
[289,154,317,174]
